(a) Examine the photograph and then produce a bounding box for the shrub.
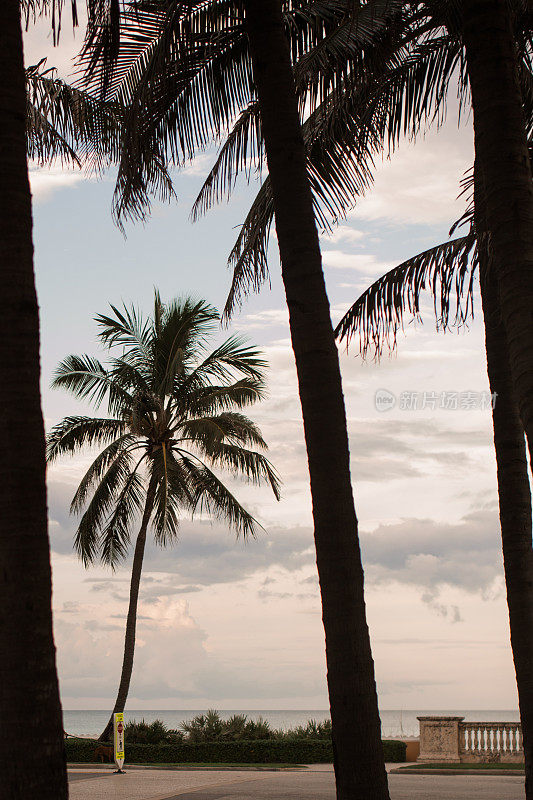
[282,719,332,741]
[180,710,276,742]
[382,739,408,762]
[125,719,183,745]
[65,737,406,764]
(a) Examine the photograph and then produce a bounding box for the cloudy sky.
[24,16,521,712]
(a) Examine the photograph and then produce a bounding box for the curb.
[67,763,308,772]
[390,767,524,776]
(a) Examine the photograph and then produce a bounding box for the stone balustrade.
[417,716,523,764]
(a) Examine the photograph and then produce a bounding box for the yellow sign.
[113,712,125,770]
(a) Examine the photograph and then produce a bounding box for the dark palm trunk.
[99,477,157,742]
[476,165,533,800]
[0,2,68,797]
[243,2,389,798]
[462,0,533,467]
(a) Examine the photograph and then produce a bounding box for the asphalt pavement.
[67,764,525,800]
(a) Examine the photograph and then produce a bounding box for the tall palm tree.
[474,160,533,799]
[77,3,394,795]
[336,159,533,797]
[0,1,77,796]
[461,0,533,468]
[47,294,280,743]
[0,0,122,792]
[209,15,533,788]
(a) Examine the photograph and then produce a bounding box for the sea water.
[62,709,520,739]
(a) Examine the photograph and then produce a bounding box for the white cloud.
[181,152,217,178]
[351,122,474,226]
[323,224,365,245]
[322,249,392,274]
[30,165,88,200]
[239,308,289,329]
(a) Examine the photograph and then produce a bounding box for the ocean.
[62,709,520,739]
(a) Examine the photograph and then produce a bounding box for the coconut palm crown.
[47,293,280,569]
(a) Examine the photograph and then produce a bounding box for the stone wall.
[417,716,523,764]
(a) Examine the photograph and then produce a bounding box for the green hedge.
[65,737,406,764]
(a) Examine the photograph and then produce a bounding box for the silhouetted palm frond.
[335,232,477,357]
[46,416,128,461]
[26,59,122,169]
[222,24,464,317]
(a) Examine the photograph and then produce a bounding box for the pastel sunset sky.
[24,14,518,711]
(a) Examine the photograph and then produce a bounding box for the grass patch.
[400,762,524,771]
[69,762,304,769]
[128,762,303,769]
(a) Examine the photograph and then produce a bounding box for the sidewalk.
[68,765,524,800]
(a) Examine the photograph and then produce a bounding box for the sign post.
[113,712,125,773]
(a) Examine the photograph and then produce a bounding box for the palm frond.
[223,29,462,318]
[151,296,221,395]
[181,378,266,416]
[96,302,152,357]
[70,434,138,513]
[223,179,274,321]
[84,0,253,222]
[335,232,477,358]
[179,412,268,448]
[190,101,262,221]
[108,357,153,396]
[196,441,281,499]
[26,100,80,167]
[74,447,136,565]
[26,59,121,170]
[22,0,79,44]
[149,447,195,546]
[178,452,260,539]
[99,462,146,567]
[46,416,127,461]
[52,353,134,414]
[181,335,267,391]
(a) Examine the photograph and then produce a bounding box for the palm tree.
[461,0,533,469]
[474,160,533,799]
[0,0,123,792]
[208,16,533,789]
[335,158,533,796]
[47,293,280,743]
[77,3,394,795]
[0,1,74,796]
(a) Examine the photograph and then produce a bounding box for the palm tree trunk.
[462,0,533,467]
[243,3,389,798]
[0,2,68,797]
[482,279,533,799]
[476,165,533,799]
[99,476,158,743]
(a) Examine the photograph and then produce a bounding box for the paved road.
[68,767,524,800]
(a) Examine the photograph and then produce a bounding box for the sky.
[23,15,522,712]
